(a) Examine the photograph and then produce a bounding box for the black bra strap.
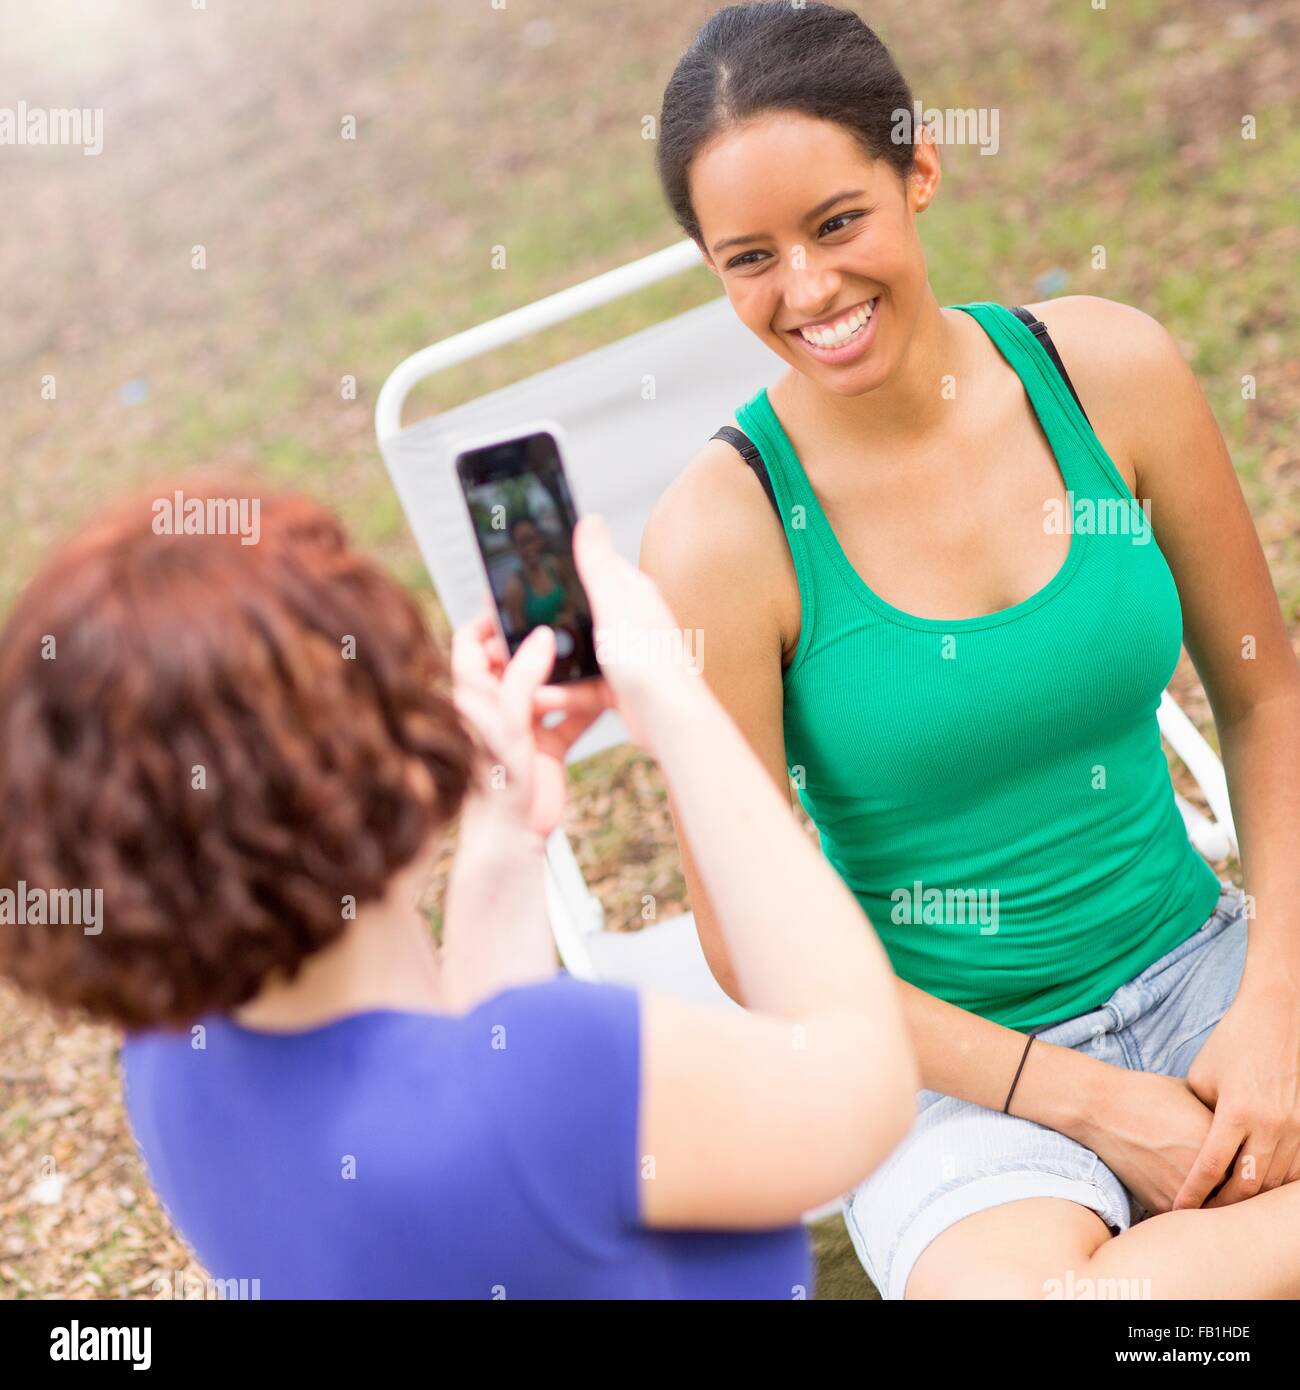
[711,424,780,518]
[1010,305,1092,427]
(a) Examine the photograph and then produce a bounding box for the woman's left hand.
[1173,977,1300,1209]
[450,608,608,840]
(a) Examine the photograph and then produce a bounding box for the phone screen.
[455,428,600,684]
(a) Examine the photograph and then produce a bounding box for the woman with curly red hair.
[0,481,915,1299]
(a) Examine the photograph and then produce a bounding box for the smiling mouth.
[787,298,878,347]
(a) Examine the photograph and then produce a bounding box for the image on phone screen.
[455,428,599,684]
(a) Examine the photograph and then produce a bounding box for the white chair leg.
[1158,692,1238,858]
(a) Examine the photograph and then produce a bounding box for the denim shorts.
[843,880,1247,1300]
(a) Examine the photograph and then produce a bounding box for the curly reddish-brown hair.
[0,481,479,1030]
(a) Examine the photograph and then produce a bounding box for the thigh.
[843,1088,1132,1301]
[906,1197,1112,1299]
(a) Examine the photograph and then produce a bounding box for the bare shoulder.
[643,437,777,556]
[1024,296,1197,481]
[640,438,798,656]
[1024,295,1186,388]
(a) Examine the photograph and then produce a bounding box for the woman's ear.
[907,128,942,214]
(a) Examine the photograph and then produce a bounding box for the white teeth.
[799,299,876,348]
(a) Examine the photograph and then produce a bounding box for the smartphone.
[454,422,600,684]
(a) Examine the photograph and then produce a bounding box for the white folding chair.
[374,238,1239,1013]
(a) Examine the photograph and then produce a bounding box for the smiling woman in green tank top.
[641,2,1300,1300]
[503,515,573,635]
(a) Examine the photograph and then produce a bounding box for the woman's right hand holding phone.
[533,513,706,749]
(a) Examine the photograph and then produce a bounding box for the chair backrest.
[377,294,783,760]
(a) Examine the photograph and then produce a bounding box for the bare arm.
[1034,295,1300,977]
[639,447,797,1003]
[439,619,562,1013]
[635,677,919,1227]
[1036,295,1300,1209]
[441,794,556,1012]
[556,512,918,1230]
[1102,302,1299,965]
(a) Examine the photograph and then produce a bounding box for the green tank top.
[734,301,1221,1031]
[521,562,566,627]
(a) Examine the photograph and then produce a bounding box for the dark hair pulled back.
[656,2,915,248]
